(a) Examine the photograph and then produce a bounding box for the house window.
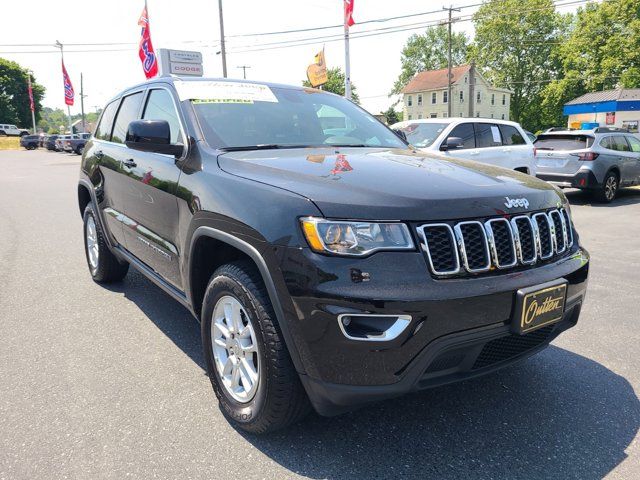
[459,90,464,102]
[502,94,506,105]
[501,113,505,120]
[459,113,463,117]
[407,95,412,107]
[417,94,422,106]
[408,114,412,120]
[476,112,480,117]
[491,94,495,105]
[430,113,438,118]
[443,112,448,118]
[418,114,422,119]
[476,91,481,104]
[490,113,494,118]
[443,91,448,103]
[464,76,468,84]
[431,92,437,104]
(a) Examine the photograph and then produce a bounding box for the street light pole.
[55,40,73,134]
[218,0,227,77]
[443,6,460,119]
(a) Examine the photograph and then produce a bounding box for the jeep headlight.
[300,217,414,256]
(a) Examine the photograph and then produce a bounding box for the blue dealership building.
[564,88,640,132]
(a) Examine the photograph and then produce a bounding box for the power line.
[0,0,597,57]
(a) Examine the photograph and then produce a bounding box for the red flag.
[62,61,74,106]
[344,0,355,27]
[138,4,159,79]
[27,77,35,112]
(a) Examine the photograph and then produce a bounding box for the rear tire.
[201,261,310,434]
[83,203,129,283]
[594,171,618,203]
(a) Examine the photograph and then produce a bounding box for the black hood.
[218,147,564,221]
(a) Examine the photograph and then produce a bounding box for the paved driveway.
[0,150,638,479]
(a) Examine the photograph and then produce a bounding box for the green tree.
[303,67,360,104]
[380,106,400,124]
[471,0,566,130]
[392,25,469,94]
[539,0,640,127]
[0,57,45,129]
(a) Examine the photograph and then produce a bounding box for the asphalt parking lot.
[0,149,638,479]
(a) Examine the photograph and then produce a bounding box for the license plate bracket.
[512,279,568,335]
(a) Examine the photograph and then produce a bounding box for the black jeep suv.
[78,77,589,433]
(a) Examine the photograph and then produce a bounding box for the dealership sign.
[158,49,203,77]
[606,112,615,125]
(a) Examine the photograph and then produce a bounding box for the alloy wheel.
[211,295,260,403]
[86,215,99,271]
[605,175,617,201]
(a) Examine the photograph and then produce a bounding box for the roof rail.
[594,126,629,133]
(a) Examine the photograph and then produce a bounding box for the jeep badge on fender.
[78,76,589,433]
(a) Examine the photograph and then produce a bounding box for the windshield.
[191,87,406,150]
[393,122,447,148]
[534,134,594,150]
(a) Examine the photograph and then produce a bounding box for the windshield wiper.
[219,144,314,152]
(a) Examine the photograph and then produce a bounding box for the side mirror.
[393,129,408,143]
[440,136,464,151]
[125,120,183,157]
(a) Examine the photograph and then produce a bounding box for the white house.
[401,63,512,121]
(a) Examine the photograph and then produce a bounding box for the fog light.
[337,314,411,342]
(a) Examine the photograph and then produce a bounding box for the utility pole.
[218,0,227,77]
[80,73,86,133]
[236,65,251,79]
[443,6,460,118]
[54,40,73,134]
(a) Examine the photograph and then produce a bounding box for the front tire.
[83,203,129,283]
[594,171,618,203]
[201,261,310,433]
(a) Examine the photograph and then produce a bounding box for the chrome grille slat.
[419,208,574,277]
[454,221,491,273]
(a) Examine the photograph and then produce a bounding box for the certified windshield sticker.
[175,81,278,103]
[192,98,254,104]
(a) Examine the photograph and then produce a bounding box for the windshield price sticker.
[175,81,278,103]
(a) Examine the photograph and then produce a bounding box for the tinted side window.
[626,136,640,152]
[599,136,614,150]
[475,123,502,148]
[613,135,630,152]
[94,100,119,141]
[446,123,475,149]
[142,89,183,144]
[499,125,525,145]
[111,92,144,144]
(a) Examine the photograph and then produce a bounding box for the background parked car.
[55,135,71,152]
[534,126,640,202]
[0,124,30,137]
[64,133,91,155]
[38,134,47,148]
[19,135,40,150]
[45,135,60,151]
[391,118,536,175]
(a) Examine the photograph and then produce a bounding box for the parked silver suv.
[535,127,640,202]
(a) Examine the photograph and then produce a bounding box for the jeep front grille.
[417,208,574,277]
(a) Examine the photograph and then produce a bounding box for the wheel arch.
[188,226,305,374]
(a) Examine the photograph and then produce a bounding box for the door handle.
[123,158,137,168]
[95,150,104,160]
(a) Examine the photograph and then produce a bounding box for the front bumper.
[276,245,589,416]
